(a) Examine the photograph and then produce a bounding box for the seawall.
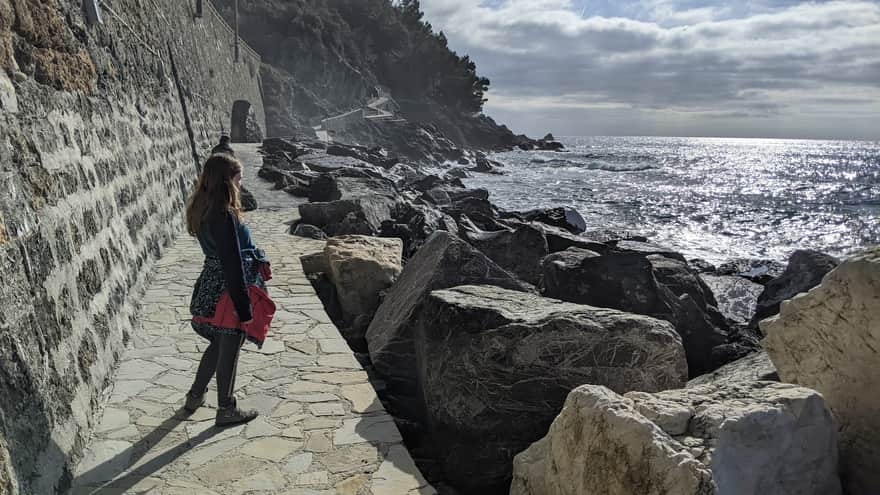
[0,1,264,493]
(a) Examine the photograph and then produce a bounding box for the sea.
[465,136,880,265]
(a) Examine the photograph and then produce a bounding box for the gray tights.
[190,332,246,409]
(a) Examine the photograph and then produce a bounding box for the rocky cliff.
[0,1,264,493]
[212,0,534,152]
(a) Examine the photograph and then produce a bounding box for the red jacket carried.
[193,285,276,348]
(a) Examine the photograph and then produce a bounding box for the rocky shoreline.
[256,135,871,494]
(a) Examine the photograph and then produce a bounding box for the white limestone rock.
[512,382,841,495]
[0,70,18,113]
[0,438,17,495]
[324,235,402,323]
[762,247,880,494]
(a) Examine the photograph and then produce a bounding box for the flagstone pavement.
[67,146,435,494]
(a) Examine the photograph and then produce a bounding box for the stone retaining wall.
[0,1,264,493]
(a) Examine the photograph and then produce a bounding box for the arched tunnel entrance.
[230,99,262,142]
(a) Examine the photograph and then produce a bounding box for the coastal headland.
[0,0,876,494]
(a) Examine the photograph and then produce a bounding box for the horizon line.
[529,133,880,144]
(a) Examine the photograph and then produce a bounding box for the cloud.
[632,0,733,25]
[419,0,880,139]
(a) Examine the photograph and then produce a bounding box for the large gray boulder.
[422,187,489,206]
[648,255,759,366]
[504,207,587,234]
[453,210,512,233]
[408,174,465,193]
[291,223,327,241]
[366,232,529,407]
[257,163,304,189]
[614,240,686,262]
[750,249,839,326]
[716,258,786,284]
[412,285,688,494]
[687,350,777,387]
[580,229,647,243]
[388,162,426,187]
[384,200,458,258]
[762,248,880,494]
[262,137,313,158]
[445,167,470,179]
[421,187,452,206]
[512,382,840,495]
[297,152,376,173]
[542,248,659,313]
[542,248,735,376]
[307,172,397,203]
[471,156,505,174]
[298,196,395,236]
[282,172,318,198]
[530,222,607,254]
[649,254,719,311]
[444,195,498,218]
[464,223,549,285]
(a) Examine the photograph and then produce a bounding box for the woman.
[183,153,267,427]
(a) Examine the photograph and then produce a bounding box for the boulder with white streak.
[413,285,688,493]
[700,274,764,325]
[366,231,529,410]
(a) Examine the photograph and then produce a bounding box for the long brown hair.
[186,154,243,236]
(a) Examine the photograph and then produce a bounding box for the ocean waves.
[528,155,659,172]
[464,136,880,264]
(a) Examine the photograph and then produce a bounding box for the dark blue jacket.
[197,212,255,321]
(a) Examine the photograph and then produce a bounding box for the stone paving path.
[237,143,305,212]
[68,148,435,494]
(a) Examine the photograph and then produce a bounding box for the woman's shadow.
[68,407,225,494]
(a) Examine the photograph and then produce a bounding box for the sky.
[418,0,880,140]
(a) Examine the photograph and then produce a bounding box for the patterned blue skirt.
[190,251,268,345]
